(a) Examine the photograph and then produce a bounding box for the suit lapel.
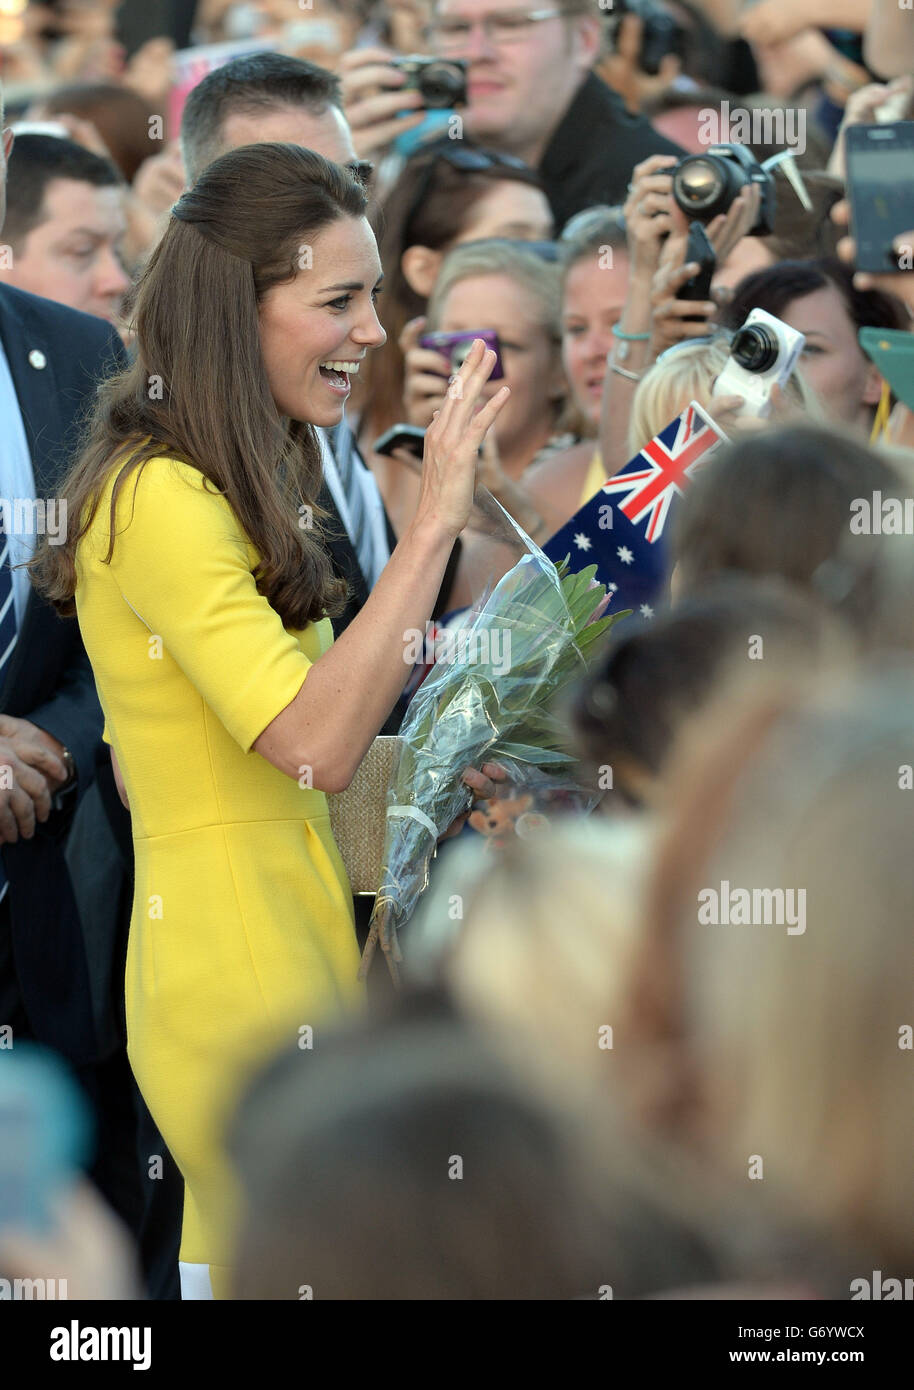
[0,288,64,494]
[0,289,65,707]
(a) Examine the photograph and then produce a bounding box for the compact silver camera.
[712,309,806,418]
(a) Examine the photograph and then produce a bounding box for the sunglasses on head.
[402,143,534,239]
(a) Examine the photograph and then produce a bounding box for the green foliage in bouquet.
[359,549,630,983]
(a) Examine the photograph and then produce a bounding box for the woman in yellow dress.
[34,143,509,1299]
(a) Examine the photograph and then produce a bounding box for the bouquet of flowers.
[360,541,628,982]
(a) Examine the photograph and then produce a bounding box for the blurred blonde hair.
[631,664,914,1272]
[409,816,653,1093]
[627,336,821,456]
[409,790,841,1287]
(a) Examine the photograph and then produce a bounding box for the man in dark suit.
[0,93,182,1289]
[0,112,124,1062]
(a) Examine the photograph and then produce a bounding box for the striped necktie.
[332,421,374,584]
[0,537,18,679]
[0,540,17,899]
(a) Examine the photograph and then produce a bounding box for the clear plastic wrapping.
[359,489,628,980]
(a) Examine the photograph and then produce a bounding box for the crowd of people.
[1,0,914,1308]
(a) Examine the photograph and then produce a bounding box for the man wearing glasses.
[341,0,682,231]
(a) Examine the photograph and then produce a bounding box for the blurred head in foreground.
[227,985,727,1299]
[670,424,904,607]
[568,576,850,813]
[624,667,914,1281]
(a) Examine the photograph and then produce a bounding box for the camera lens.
[672,153,748,223]
[672,157,727,215]
[731,324,779,374]
[418,60,465,108]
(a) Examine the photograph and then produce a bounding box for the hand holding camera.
[712,309,806,419]
[828,78,914,181]
[400,315,455,428]
[339,47,467,159]
[402,316,506,428]
[623,153,678,281]
[339,46,427,158]
[671,144,775,238]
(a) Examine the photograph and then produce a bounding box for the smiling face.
[432,0,598,164]
[780,284,883,429]
[562,250,630,426]
[258,215,386,428]
[1,176,129,323]
[435,270,563,467]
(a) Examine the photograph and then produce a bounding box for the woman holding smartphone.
[35,143,508,1300]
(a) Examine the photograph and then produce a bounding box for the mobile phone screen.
[846,125,914,273]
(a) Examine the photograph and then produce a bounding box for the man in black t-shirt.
[342,0,683,231]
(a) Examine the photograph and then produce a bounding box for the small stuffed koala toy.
[469,782,550,851]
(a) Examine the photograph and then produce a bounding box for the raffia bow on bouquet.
[359,513,629,984]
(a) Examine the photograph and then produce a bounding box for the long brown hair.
[35,142,368,628]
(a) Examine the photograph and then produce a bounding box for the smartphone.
[372,424,426,458]
[845,122,914,274]
[0,1044,92,1236]
[676,221,717,321]
[418,329,505,380]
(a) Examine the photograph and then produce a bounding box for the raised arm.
[253,340,509,790]
[863,0,914,78]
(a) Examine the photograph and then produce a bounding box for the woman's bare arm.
[253,342,509,792]
[863,0,914,78]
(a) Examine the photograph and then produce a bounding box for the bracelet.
[610,361,643,383]
[612,324,651,342]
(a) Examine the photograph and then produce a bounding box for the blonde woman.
[626,335,821,457]
[389,239,570,606]
[626,666,914,1287]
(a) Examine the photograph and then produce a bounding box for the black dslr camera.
[671,143,776,237]
[391,56,468,109]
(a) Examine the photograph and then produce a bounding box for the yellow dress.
[75,455,363,1296]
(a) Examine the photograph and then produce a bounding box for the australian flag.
[543,401,728,619]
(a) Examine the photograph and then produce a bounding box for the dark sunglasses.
[402,143,534,238]
[453,235,561,261]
